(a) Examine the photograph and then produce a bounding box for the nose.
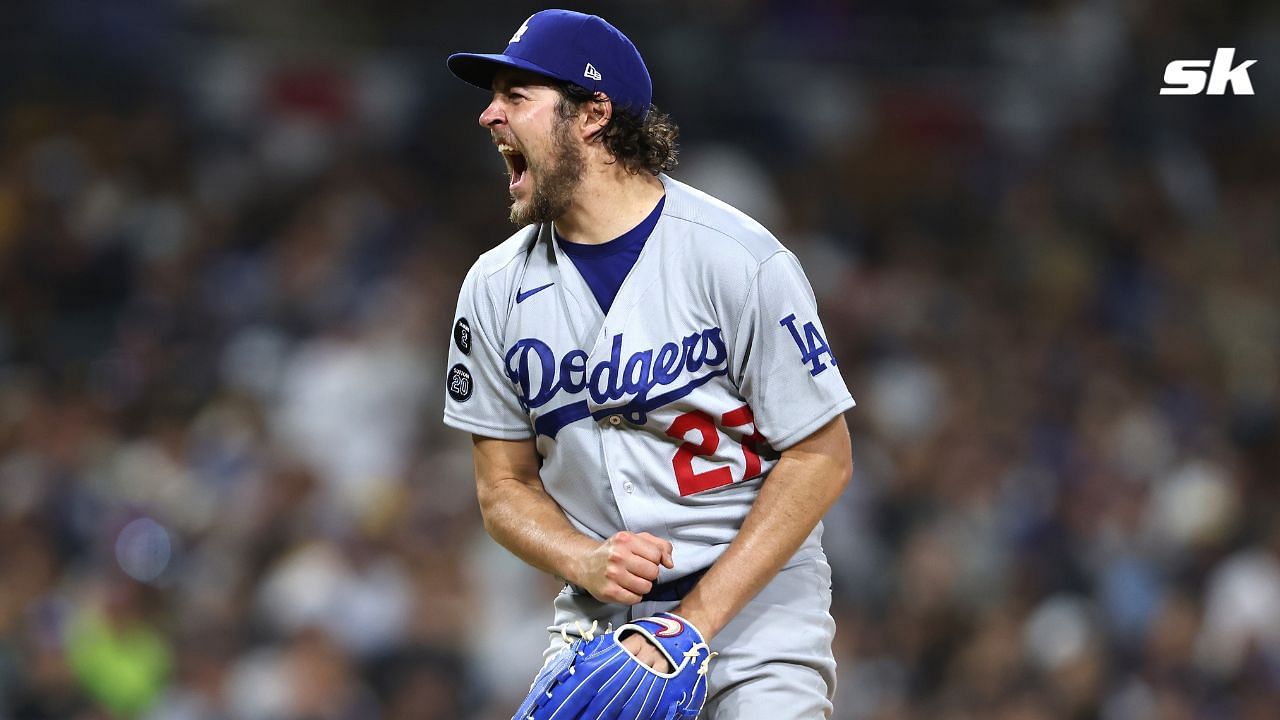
[479,97,505,129]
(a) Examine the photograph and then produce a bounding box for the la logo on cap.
[510,16,531,43]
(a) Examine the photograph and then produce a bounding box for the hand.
[575,531,674,605]
[621,631,671,673]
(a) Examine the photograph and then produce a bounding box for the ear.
[580,92,612,141]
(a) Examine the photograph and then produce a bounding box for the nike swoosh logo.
[516,282,555,303]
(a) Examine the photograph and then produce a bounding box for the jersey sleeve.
[729,251,855,450]
[442,264,534,440]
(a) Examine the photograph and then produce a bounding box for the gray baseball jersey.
[444,174,854,580]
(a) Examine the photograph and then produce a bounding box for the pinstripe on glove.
[512,613,715,720]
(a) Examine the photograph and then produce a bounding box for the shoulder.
[463,224,539,289]
[456,225,540,342]
[657,175,788,268]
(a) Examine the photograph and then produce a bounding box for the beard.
[509,116,585,227]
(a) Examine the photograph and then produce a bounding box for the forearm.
[674,416,852,639]
[471,435,596,585]
[477,475,597,585]
[472,436,674,605]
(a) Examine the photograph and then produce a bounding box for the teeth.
[497,144,519,155]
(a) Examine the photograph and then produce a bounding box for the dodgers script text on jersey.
[444,175,855,578]
[506,325,729,436]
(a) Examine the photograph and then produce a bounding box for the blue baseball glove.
[512,612,716,720]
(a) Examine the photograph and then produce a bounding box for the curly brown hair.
[555,83,679,175]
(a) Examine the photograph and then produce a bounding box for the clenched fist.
[575,531,674,605]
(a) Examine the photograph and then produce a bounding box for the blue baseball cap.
[447,9,652,120]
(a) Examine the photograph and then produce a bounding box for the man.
[442,9,854,717]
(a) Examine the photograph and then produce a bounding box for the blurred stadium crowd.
[1,1,1279,718]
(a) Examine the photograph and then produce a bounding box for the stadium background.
[1,1,1278,718]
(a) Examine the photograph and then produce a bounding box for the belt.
[568,568,708,603]
[642,568,707,602]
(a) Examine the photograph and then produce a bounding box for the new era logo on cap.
[447,9,652,119]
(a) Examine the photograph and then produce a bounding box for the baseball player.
[443,9,854,718]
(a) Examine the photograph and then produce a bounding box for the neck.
[554,163,665,245]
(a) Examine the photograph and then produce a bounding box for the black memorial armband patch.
[453,318,472,355]
[447,364,473,402]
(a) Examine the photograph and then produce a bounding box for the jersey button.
[608,415,622,426]
[624,481,634,494]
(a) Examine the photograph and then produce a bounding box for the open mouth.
[497,144,528,190]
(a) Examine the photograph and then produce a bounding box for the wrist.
[669,604,724,641]
[559,535,599,588]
